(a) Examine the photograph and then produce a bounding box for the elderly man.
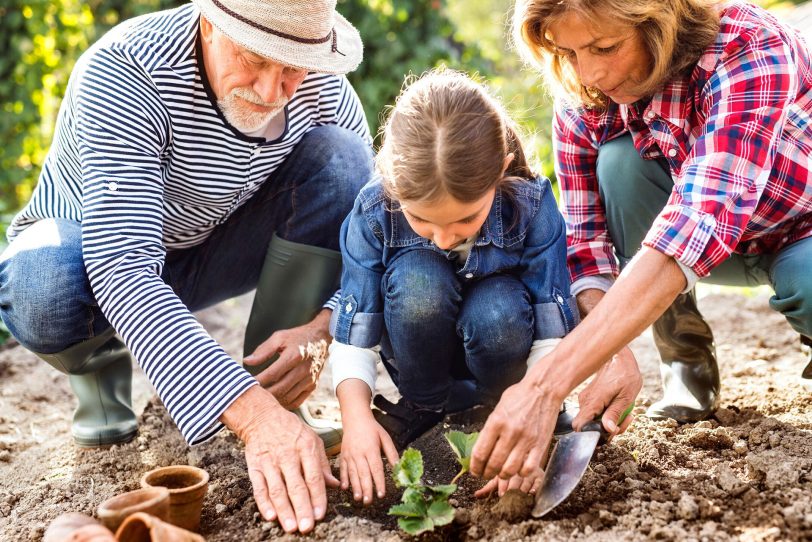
[0,0,372,534]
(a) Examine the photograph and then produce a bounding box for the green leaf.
[388,501,427,518]
[402,487,425,504]
[398,516,434,536]
[427,500,456,527]
[393,448,423,488]
[428,484,457,500]
[445,430,479,471]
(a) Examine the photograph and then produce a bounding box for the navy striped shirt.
[7,4,371,445]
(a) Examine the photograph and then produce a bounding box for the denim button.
[465,273,473,279]
[345,303,352,313]
[556,294,564,304]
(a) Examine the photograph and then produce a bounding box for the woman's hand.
[469,377,563,482]
[474,468,543,498]
[339,415,399,504]
[571,346,641,437]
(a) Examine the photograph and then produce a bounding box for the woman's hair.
[376,69,534,204]
[513,0,720,109]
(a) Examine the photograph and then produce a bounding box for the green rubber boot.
[243,234,343,456]
[35,329,138,447]
[646,289,719,423]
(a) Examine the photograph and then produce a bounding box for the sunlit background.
[0,0,805,344]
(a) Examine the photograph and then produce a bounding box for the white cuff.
[571,274,615,296]
[526,338,562,369]
[329,341,380,395]
[675,260,700,293]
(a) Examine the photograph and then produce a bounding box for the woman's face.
[547,11,652,104]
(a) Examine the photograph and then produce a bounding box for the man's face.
[200,17,309,132]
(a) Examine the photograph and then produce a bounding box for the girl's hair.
[513,0,720,109]
[376,69,534,204]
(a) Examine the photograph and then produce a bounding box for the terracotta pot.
[44,513,116,542]
[115,512,205,542]
[97,486,170,531]
[140,465,209,532]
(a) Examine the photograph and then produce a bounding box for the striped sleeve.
[76,46,257,445]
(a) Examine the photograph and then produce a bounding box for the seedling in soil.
[388,448,457,535]
[445,430,479,484]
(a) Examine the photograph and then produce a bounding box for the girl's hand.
[474,468,543,498]
[339,416,399,504]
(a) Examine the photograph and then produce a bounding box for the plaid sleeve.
[643,26,799,277]
[553,104,620,283]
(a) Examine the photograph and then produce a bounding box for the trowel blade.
[531,430,601,518]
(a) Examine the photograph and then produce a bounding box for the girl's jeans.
[597,134,812,340]
[379,249,533,411]
[0,125,372,354]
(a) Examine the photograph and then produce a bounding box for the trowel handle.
[580,404,634,444]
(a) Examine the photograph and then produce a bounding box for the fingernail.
[265,508,276,520]
[378,491,384,498]
[300,518,313,531]
[363,495,370,504]
[284,519,297,532]
[314,506,324,519]
[354,493,361,500]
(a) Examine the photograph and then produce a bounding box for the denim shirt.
[330,175,579,348]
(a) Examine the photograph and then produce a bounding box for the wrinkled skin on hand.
[223,386,339,534]
[571,346,641,437]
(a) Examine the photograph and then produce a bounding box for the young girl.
[329,70,578,503]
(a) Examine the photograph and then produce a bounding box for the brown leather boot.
[646,289,719,422]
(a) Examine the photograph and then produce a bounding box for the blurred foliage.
[1,0,809,224]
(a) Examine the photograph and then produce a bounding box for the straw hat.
[192,0,363,74]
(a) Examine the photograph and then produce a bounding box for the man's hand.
[220,386,339,534]
[243,310,331,408]
[571,346,641,437]
[469,377,563,482]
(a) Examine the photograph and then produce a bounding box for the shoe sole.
[74,427,138,448]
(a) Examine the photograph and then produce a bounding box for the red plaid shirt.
[554,2,812,285]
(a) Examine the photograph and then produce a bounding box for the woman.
[470,0,812,483]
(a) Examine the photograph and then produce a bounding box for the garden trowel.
[532,405,633,518]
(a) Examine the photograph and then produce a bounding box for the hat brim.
[193,0,363,75]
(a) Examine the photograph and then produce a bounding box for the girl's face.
[547,11,652,104]
[401,188,496,251]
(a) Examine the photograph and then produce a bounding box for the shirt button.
[646,111,655,120]
[345,303,352,313]
[556,294,565,304]
[108,181,118,192]
[465,273,474,279]
[667,148,677,157]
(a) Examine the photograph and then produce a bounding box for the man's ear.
[502,152,515,174]
[199,15,213,42]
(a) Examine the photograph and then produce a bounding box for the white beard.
[218,87,289,133]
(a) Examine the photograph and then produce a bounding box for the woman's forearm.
[526,247,687,397]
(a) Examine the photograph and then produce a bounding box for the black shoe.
[372,395,444,451]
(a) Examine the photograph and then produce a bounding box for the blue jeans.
[0,125,372,354]
[379,249,533,410]
[596,134,812,339]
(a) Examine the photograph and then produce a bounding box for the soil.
[1,288,811,541]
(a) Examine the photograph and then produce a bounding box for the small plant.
[388,448,457,535]
[445,430,479,484]
[388,431,480,535]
